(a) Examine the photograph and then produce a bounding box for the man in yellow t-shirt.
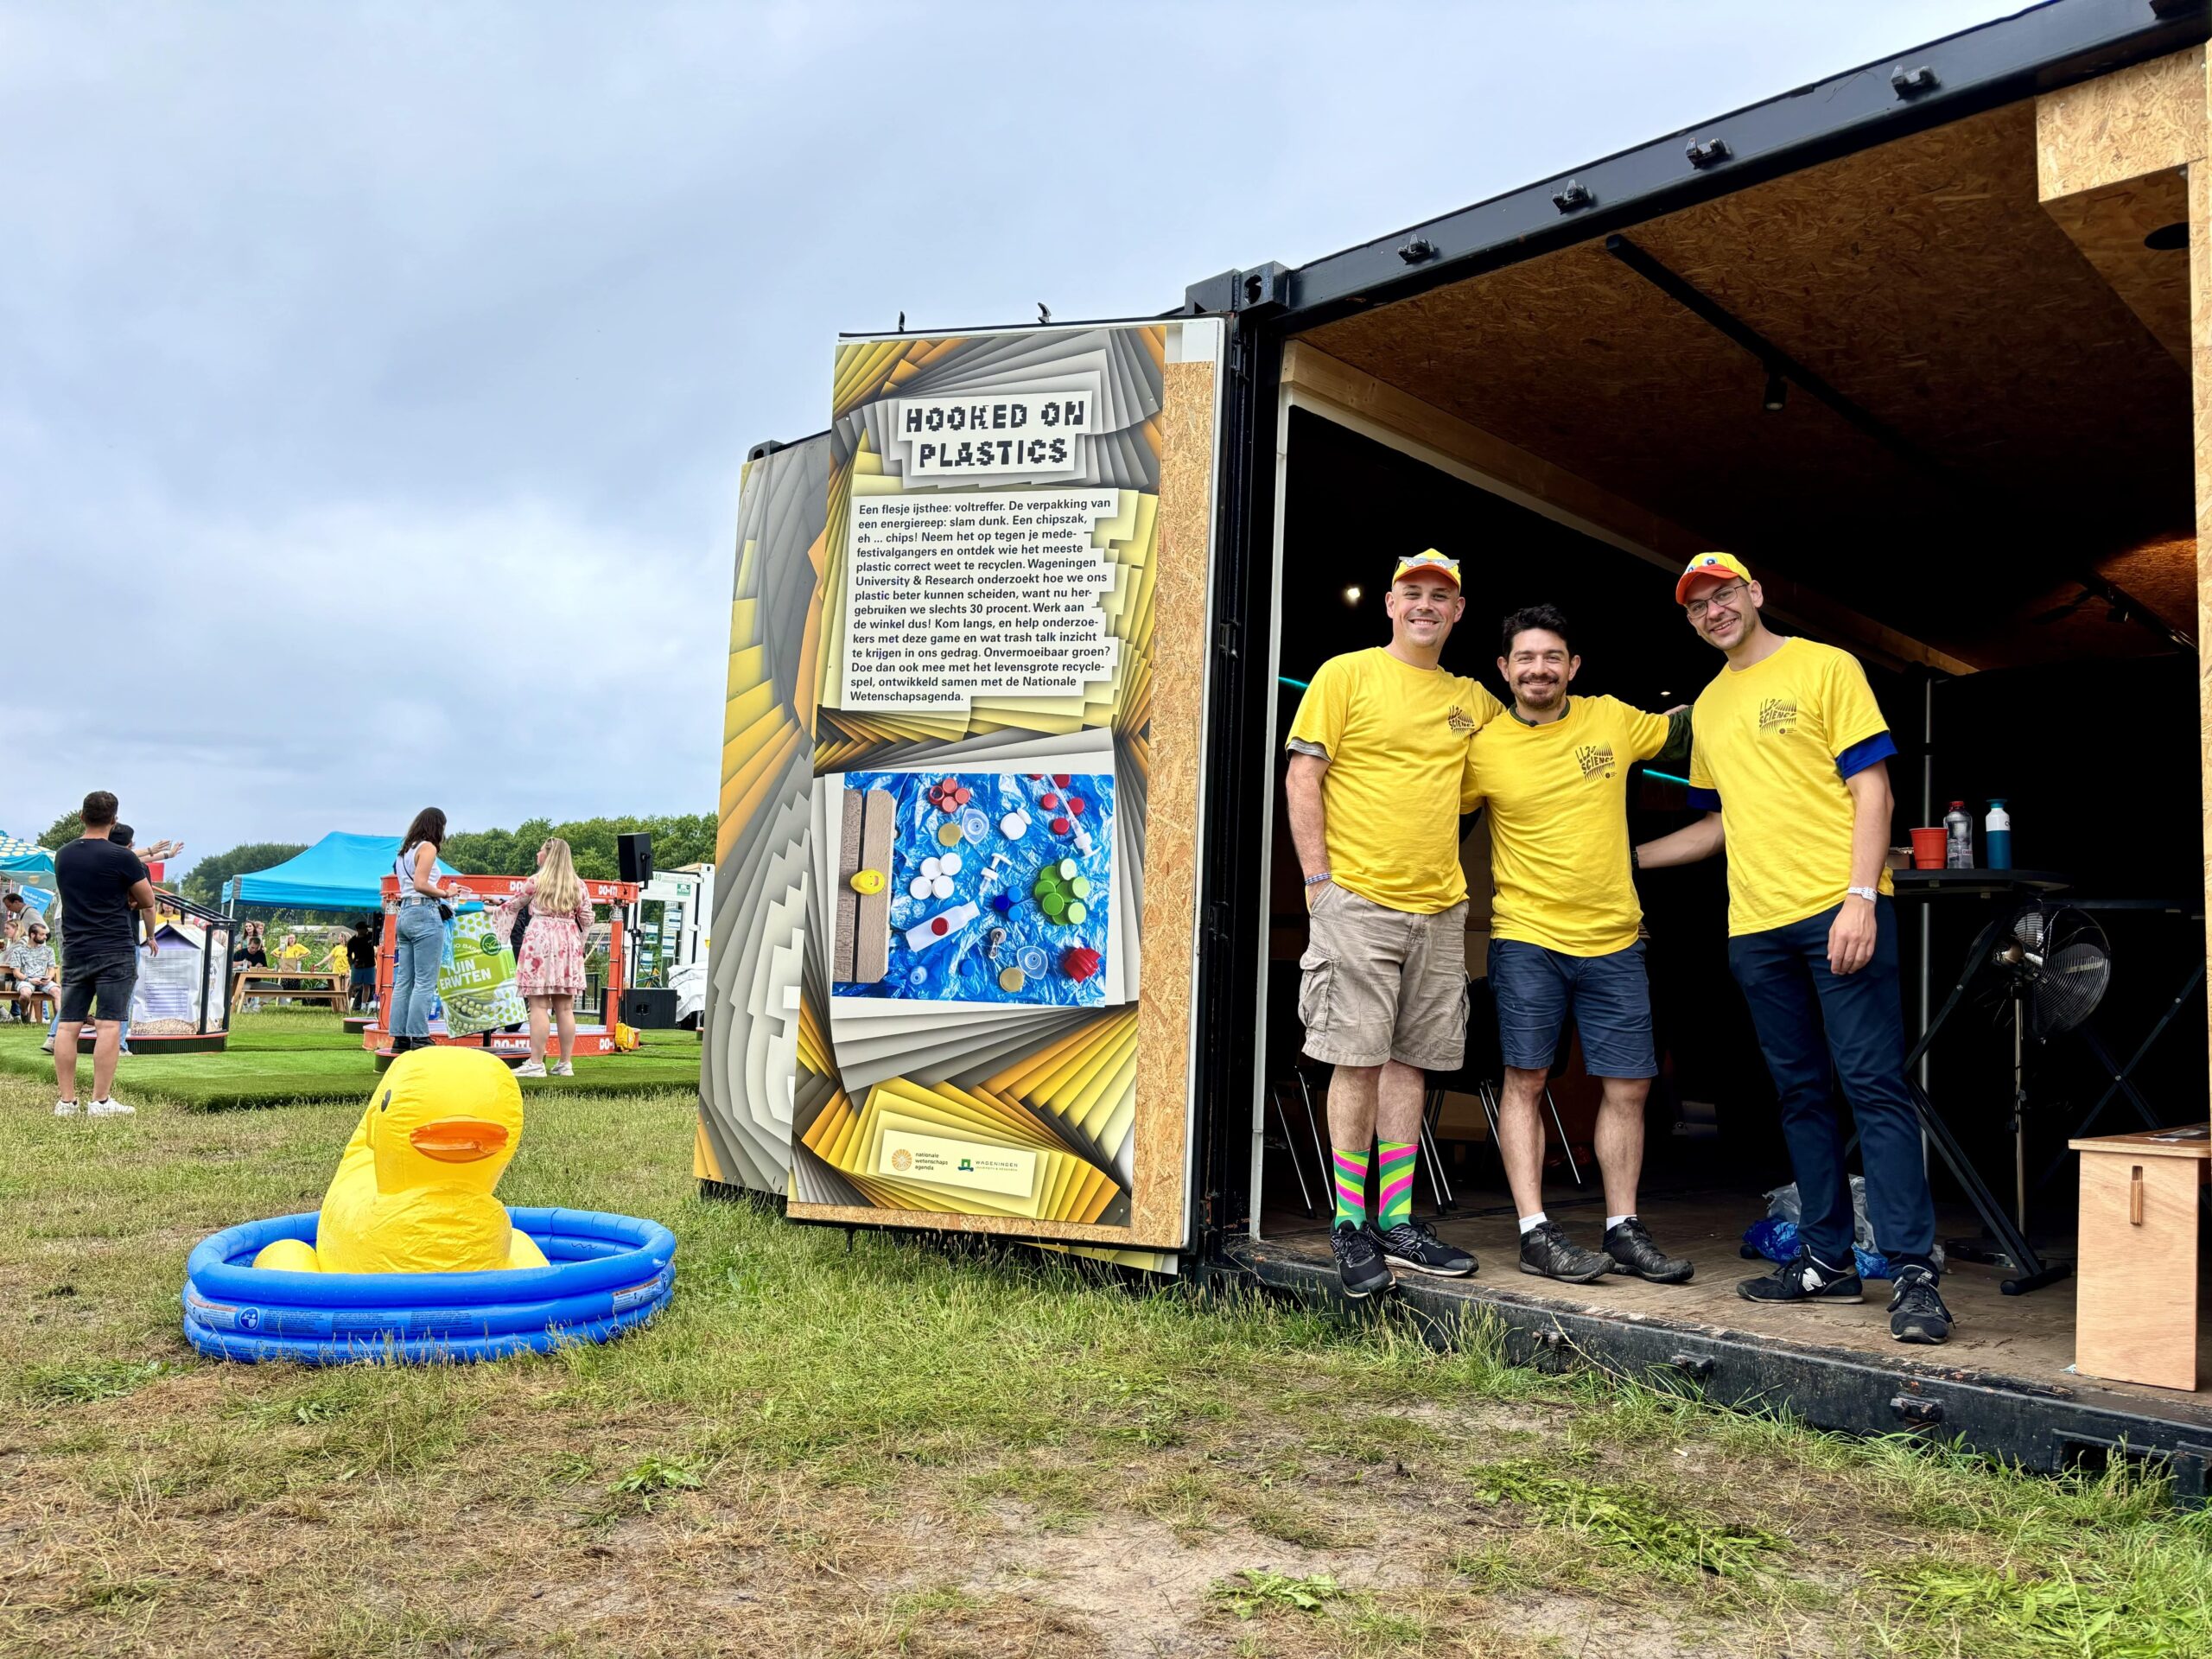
[1286,550,1499,1297]
[1637,552,1949,1347]
[1461,604,1693,1287]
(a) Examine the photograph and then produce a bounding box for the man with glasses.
[1636,553,1951,1344]
[1286,550,1497,1297]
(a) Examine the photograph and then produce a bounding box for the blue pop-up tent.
[223,832,457,912]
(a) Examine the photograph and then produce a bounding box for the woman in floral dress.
[498,837,594,1077]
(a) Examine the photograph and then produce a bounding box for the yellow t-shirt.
[1688,637,1896,937]
[1461,696,1672,957]
[277,942,308,965]
[1287,647,1503,914]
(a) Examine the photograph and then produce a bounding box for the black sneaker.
[1736,1249,1862,1304]
[1603,1217,1694,1284]
[1518,1221,1615,1284]
[1377,1217,1475,1278]
[1887,1265,1952,1345]
[1330,1222,1394,1300]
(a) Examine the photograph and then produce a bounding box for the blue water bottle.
[1984,799,2012,871]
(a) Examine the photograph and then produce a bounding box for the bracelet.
[1303,871,1332,887]
[1630,845,1640,871]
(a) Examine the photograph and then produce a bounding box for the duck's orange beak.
[407,1117,511,1162]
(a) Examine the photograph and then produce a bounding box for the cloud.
[0,0,2022,864]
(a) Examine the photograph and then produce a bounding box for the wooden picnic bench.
[232,967,349,1014]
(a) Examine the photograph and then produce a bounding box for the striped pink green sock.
[1376,1141,1418,1231]
[1331,1147,1370,1230]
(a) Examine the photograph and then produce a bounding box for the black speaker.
[620,987,678,1028]
[617,831,652,886]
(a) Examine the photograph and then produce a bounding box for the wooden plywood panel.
[2041,170,2191,367]
[2036,46,2205,199]
[1128,353,1217,1244]
[1300,102,2192,663]
[2072,1143,2204,1392]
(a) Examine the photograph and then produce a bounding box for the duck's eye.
[380,1090,391,1112]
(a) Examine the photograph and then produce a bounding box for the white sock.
[1517,1211,1548,1235]
[1605,1213,1634,1231]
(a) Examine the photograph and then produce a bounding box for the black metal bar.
[1603,235,1943,474]
[1909,1077,2071,1294]
[1217,0,2207,331]
[2037,963,2206,1190]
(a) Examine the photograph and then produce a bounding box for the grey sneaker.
[1604,1217,1694,1283]
[1377,1217,1475,1277]
[1518,1221,1615,1284]
[550,1059,575,1077]
[1737,1249,1863,1304]
[1887,1266,1953,1344]
[1329,1222,1394,1300]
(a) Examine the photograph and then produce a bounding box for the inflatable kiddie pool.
[181,1206,677,1364]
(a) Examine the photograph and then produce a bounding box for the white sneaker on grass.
[514,1059,548,1077]
[550,1060,574,1077]
[53,1099,79,1116]
[87,1098,136,1117]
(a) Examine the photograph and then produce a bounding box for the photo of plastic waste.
[831,769,1115,1007]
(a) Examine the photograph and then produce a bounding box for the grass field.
[3,1015,2210,1656]
[0,1007,703,1109]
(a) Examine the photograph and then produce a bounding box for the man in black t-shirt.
[51,791,159,1117]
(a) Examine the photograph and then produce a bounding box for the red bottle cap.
[931,917,949,936]
[1051,817,1071,836]
[1039,792,1061,810]
[1066,797,1085,816]
[1053,774,1072,787]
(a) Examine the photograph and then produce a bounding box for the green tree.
[38,810,83,849]
[180,842,309,908]
[435,814,716,880]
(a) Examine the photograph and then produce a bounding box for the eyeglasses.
[1684,581,1749,620]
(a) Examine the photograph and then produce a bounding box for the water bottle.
[1943,801,1974,869]
[1985,799,2012,871]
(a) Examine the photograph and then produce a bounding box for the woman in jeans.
[389,807,461,1054]
[497,836,594,1077]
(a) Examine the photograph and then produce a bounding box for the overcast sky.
[1,0,2021,870]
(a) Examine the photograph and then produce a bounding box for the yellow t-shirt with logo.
[1287,648,1503,914]
[1460,696,1672,957]
[1688,637,1895,937]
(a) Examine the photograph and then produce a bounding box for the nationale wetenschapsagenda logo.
[1575,743,1617,779]
[891,1148,913,1173]
[1446,704,1477,734]
[1758,697,1799,731]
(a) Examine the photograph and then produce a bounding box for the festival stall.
[702,2,2212,1480]
[126,896,236,1054]
[224,832,456,912]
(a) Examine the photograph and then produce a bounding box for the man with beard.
[1636,553,1950,1345]
[1285,550,1498,1297]
[1461,605,1694,1285]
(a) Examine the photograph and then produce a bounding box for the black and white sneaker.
[1330,1222,1394,1300]
[1603,1217,1694,1284]
[1887,1265,1953,1345]
[1518,1221,1615,1284]
[1737,1249,1863,1304]
[1378,1217,1475,1278]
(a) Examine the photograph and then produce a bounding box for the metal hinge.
[1890,1394,1944,1427]
[1216,621,1241,659]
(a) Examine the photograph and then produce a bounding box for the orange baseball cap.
[1391,549,1461,588]
[1675,550,1751,604]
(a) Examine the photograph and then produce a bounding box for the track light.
[1763,370,1788,412]
[1342,585,1363,607]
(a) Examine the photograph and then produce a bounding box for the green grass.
[0,1007,702,1109]
[3,1011,2210,1656]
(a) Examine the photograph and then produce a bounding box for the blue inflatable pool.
[181,1207,677,1364]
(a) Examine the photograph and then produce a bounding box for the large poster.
[698,320,1223,1255]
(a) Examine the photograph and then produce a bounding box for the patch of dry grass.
[2,1015,2208,1656]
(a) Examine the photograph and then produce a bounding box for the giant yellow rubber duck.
[252,1047,550,1274]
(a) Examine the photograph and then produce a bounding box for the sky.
[0,0,2024,874]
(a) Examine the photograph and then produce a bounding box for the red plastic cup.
[1909,827,1946,869]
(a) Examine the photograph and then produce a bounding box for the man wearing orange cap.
[1285,550,1498,1298]
[1637,553,1950,1345]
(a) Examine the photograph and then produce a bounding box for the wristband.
[1303,871,1332,887]
[1846,884,1878,904]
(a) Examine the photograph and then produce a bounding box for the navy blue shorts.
[1489,938,1656,1079]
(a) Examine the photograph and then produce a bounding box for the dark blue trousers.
[1726,897,1936,1278]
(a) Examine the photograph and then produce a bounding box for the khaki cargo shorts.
[1298,884,1469,1071]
